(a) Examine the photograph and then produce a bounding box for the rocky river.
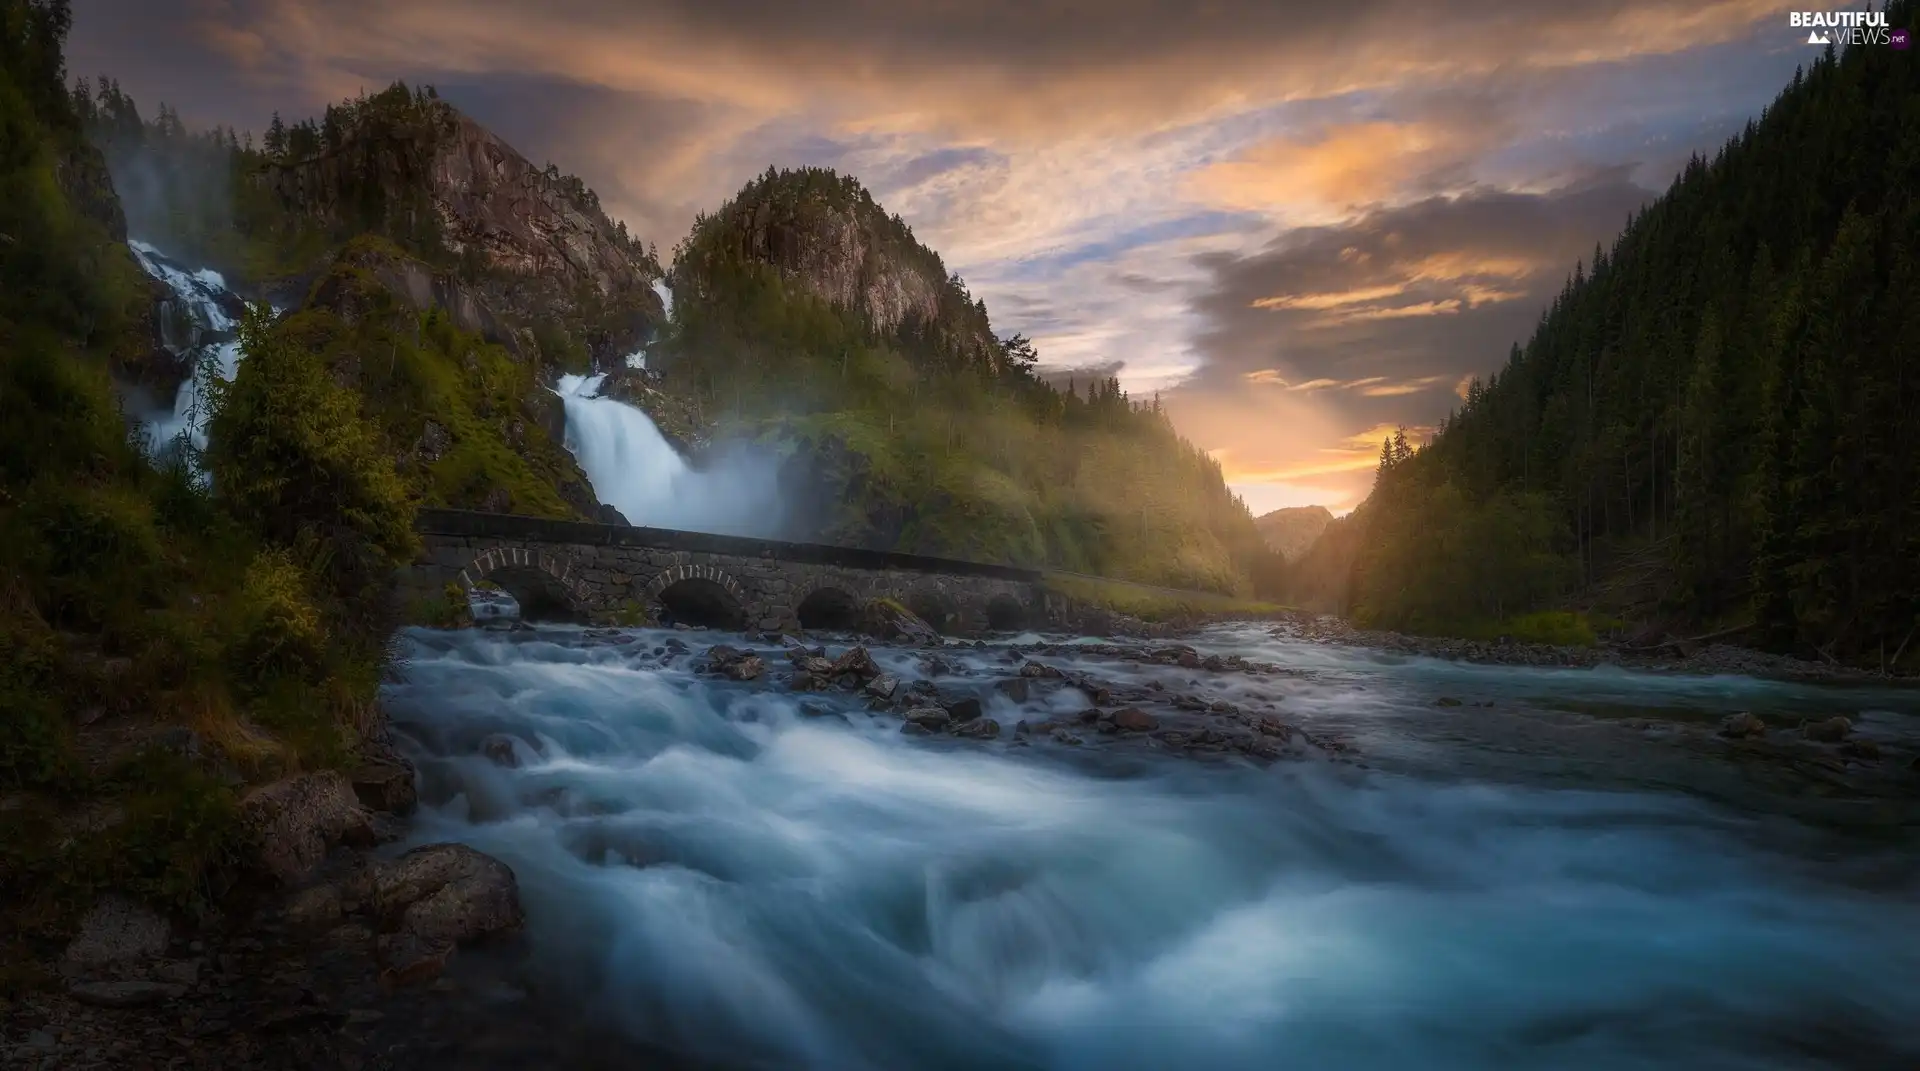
[12,618,1920,1070]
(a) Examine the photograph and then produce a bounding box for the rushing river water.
[379,622,1920,1071]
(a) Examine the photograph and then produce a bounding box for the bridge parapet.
[404,509,1046,633]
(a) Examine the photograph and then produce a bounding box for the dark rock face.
[1803,716,1852,743]
[263,103,664,365]
[241,773,374,884]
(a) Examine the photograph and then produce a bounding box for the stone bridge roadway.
[405,509,1062,633]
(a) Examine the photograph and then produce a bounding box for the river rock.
[1802,715,1851,743]
[282,883,345,929]
[481,734,524,768]
[61,896,170,975]
[1019,660,1063,679]
[830,645,880,680]
[1718,711,1768,739]
[861,600,941,645]
[1112,707,1159,733]
[904,707,952,733]
[351,758,418,815]
[865,673,899,700]
[1435,696,1464,707]
[372,843,524,985]
[241,772,373,884]
[723,654,766,681]
[943,697,984,722]
[954,718,1001,740]
[996,678,1031,703]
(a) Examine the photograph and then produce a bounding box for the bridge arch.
[460,545,591,621]
[643,563,750,629]
[796,585,863,630]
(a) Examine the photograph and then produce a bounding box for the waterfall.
[126,240,247,465]
[552,373,784,536]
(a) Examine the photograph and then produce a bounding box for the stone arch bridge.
[405,509,1061,634]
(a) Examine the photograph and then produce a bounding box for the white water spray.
[552,373,786,536]
[127,240,246,462]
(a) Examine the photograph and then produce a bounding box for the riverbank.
[1243,610,1918,686]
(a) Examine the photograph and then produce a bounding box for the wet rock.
[68,979,186,1008]
[1076,708,1104,724]
[1256,717,1293,739]
[954,718,1002,740]
[61,896,170,975]
[1112,707,1159,733]
[372,843,524,985]
[721,654,766,681]
[481,734,524,768]
[1802,716,1852,743]
[757,618,782,632]
[865,673,899,700]
[241,772,373,884]
[1840,738,1882,760]
[1050,729,1084,746]
[904,707,952,733]
[944,696,984,722]
[351,758,418,815]
[1718,711,1768,739]
[1435,696,1464,707]
[1019,660,1063,679]
[921,656,954,676]
[862,600,941,645]
[996,678,1031,703]
[1209,700,1236,714]
[830,646,879,680]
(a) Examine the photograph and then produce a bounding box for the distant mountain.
[1254,505,1333,560]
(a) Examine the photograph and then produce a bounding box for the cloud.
[63,0,1814,518]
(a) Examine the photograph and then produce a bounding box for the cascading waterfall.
[127,239,246,462]
[552,374,786,536]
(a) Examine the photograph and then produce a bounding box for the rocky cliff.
[671,167,1002,372]
[253,84,665,368]
[1254,505,1333,561]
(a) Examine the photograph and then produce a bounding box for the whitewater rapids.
[381,622,1920,1070]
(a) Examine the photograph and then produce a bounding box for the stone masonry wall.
[406,531,1045,633]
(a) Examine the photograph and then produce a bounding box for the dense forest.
[1330,8,1919,667]
[663,167,1274,594]
[2,0,419,921]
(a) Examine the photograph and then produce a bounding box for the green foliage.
[1337,11,1920,665]
[0,5,434,921]
[666,196,1268,593]
[406,582,473,629]
[208,303,418,559]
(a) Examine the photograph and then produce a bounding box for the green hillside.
[1328,12,1920,665]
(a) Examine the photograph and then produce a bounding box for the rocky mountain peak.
[1254,505,1334,560]
[672,166,1003,373]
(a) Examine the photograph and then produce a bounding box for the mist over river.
[379,621,1920,1070]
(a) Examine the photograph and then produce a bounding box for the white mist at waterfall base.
[552,373,787,537]
[126,240,246,464]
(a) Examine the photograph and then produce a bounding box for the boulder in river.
[954,718,1001,740]
[1112,707,1159,733]
[861,600,941,645]
[1801,715,1851,743]
[372,843,524,986]
[943,696,984,723]
[1718,711,1768,739]
[904,707,952,733]
[996,678,1031,703]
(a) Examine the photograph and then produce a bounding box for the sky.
[68,0,1828,515]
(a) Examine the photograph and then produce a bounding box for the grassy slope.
[667,169,1275,595]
